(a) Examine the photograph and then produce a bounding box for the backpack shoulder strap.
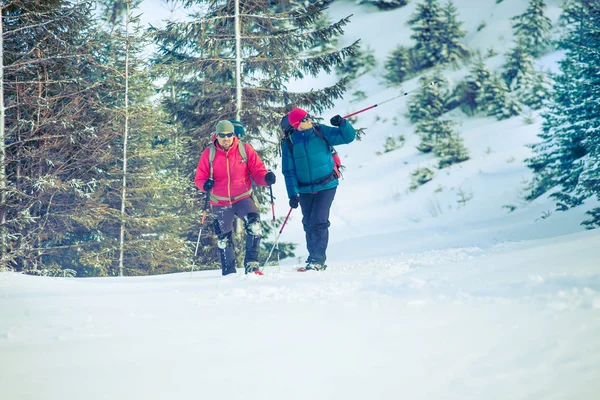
[208,144,216,179]
[282,135,294,155]
[238,141,247,163]
[313,125,331,147]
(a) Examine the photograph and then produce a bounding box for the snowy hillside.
[2,1,599,399]
[270,0,597,259]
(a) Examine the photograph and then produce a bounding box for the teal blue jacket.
[282,121,356,198]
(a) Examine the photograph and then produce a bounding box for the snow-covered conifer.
[452,54,492,114]
[483,74,521,120]
[519,70,552,110]
[527,0,600,224]
[436,131,470,169]
[438,0,470,67]
[501,39,536,91]
[383,45,410,85]
[336,45,376,81]
[407,0,446,69]
[358,0,408,10]
[407,74,448,123]
[511,0,552,57]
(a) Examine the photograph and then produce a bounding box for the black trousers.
[298,187,336,265]
[212,197,261,274]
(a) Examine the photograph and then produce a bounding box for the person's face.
[296,115,313,131]
[216,131,234,150]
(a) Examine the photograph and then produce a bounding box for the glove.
[289,196,299,209]
[265,171,276,185]
[203,178,214,192]
[330,115,345,127]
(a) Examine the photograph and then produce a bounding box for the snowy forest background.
[1,0,599,277]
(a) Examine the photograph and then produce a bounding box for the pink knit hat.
[287,108,309,129]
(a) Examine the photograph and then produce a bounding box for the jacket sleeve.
[194,149,211,192]
[281,140,299,199]
[320,120,356,146]
[245,143,269,186]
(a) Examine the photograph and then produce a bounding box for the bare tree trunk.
[233,0,244,265]
[234,0,242,121]
[118,0,131,277]
[0,8,6,269]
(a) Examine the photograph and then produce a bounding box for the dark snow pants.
[298,187,336,265]
[212,197,262,275]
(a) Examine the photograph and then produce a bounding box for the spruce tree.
[435,130,470,169]
[501,38,536,91]
[152,0,357,167]
[407,0,446,69]
[383,45,410,86]
[1,1,191,276]
[520,69,552,110]
[511,0,552,57]
[408,0,469,69]
[452,54,492,114]
[152,0,357,267]
[2,0,112,273]
[438,0,470,67]
[407,73,448,124]
[358,0,408,10]
[483,73,522,120]
[336,45,377,81]
[527,0,600,225]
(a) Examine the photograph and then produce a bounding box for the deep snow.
[1,0,599,399]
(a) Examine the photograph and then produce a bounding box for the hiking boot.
[305,262,326,271]
[244,261,262,275]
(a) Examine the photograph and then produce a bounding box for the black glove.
[265,171,276,185]
[330,115,345,127]
[289,196,299,209]
[203,178,214,192]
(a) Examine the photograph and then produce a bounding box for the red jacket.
[195,136,268,206]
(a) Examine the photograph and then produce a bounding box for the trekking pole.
[190,191,211,278]
[342,81,437,119]
[269,184,276,223]
[261,207,294,271]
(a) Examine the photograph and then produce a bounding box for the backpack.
[208,119,247,179]
[280,115,342,179]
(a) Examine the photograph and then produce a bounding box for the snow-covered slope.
[1,226,599,400]
[2,1,599,399]
[271,0,596,260]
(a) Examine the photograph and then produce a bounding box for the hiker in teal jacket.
[281,107,356,271]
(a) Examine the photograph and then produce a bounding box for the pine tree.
[2,0,115,272]
[520,69,552,110]
[527,0,600,226]
[501,38,536,91]
[408,0,469,69]
[1,1,192,276]
[483,73,522,120]
[358,0,408,10]
[407,0,446,69]
[336,45,377,81]
[383,45,410,85]
[152,0,357,165]
[511,0,552,57]
[451,54,492,114]
[407,73,448,124]
[438,0,470,67]
[152,0,357,267]
[436,130,470,169]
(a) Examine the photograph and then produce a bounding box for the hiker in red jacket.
[195,120,276,276]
